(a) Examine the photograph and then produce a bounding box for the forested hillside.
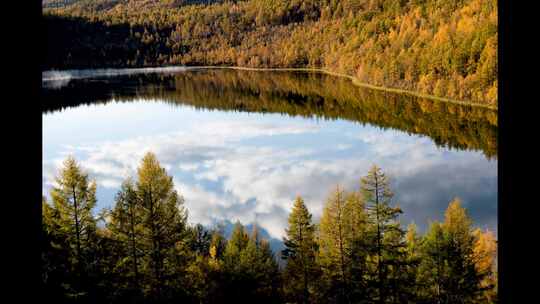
[43,0,498,105]
[43,153,497,303]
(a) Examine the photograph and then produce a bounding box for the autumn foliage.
[43,0,498,105]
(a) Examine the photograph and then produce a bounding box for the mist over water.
[42,66,189,89]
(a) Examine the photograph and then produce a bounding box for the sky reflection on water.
[42,99,497,240]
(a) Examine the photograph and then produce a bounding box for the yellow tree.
[49,156,97,297]
[473,228,497,303]
[135,152,188,300]
[50,157,97,273]
[319,185,348,301]
[282,196,319,304]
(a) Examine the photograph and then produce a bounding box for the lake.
[42,67,497,246]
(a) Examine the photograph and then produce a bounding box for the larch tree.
[403,222,422,301]
[256,238,282,303]
[441,198,486,303]
[135,152,188,300]
[472,228,497,303]
[223,221,250,272]
[42,195,73,301]
[417,221,448,303]
[381,214,415,304]
[209,226,227,261]
[282,196,320,304]
[418,198,488,303]
[360,165,406,303]
[49,156,98,296]
[342,190,370,302]
[240,226,261,276]
[107,178,143,295]
[318,185,351,303]
[188,223,212,257]
[222,221,250,301]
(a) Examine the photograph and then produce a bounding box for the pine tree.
[418,198,488,303]
[472,228,497,303]
[256,238,281,303]
[403,223,422,302]
[42,195,72,301]
[442,198,485,303]
[360,165,406,303]
[107,178,144,299]
[222,221,250,301]
[188,223,212,257]
[318,185,351,303]
[282,196,319,304]
[223,221,250,271]
[222,222,281,303]
[49,156,98,298]
[135,152,188,300]
[342,190,370,302]
[209,226,227,261]
[417,221,447,303]
[382,217,415,303]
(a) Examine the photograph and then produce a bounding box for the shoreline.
[43,65,498,110]
[192,66,497,110]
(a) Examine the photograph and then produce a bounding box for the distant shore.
[43,65,498,110]
[190,66,497,110]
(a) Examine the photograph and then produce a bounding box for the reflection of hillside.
[42,69,497,158]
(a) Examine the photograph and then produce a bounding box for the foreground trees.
[43,156,98,301]
[42,155,497,303]
[417,198,496,304]
[282,197,319,303]
[361,165,412,303]
[105,153,189,302]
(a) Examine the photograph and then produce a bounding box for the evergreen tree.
[49,156,98,299]
[40,154,498,303]
[42,195,73,301]
[209,225,227,260]
[472,228,497,304]
[135,152,188,301]
[403,222,422,302]
[107,178,144,300]
[318,185,351,303]
[188,223,212,257]
[222,221,250,301]
[441,198,486,303]
[222,223,281,303]
[223,221,250,271]
[360,165,407,303]
[282,196,319,304]
[418,198,488,304]
[342,190,370,302]
[256,238,282,303]
[417,221,448,303]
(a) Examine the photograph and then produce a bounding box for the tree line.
[42,70,497,158]
[43,0,497,105]
[42,152,497,303]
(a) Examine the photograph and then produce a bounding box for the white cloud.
[43,106,496,239]
[178,163,199,172]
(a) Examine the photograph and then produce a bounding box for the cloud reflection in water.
[42,100,497,239]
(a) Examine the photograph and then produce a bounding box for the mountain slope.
[43,0,497,105]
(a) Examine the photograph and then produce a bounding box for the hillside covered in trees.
[43,0,498,106]
[42,152,497,303]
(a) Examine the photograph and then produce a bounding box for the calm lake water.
[42,68,497,245]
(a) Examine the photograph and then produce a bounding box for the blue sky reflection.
[43,100,497,239]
